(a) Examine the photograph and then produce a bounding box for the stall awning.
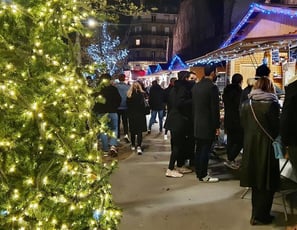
[186,34,297,66]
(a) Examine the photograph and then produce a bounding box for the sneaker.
[131,146,135,151]
[164,134,168,140]
[224,160,240,170]
[109,146,118,157]
[176,166,193,174]
[147,130,151,134]
[124,134,130,143]
[165,169,183,178]
[199,175,219,183]
[136,146,142,155]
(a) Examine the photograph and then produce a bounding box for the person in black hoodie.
[164,71,194,177]
[93,73,121,157]
[222,73,243,170]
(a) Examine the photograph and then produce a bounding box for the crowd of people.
[89,62,297,226]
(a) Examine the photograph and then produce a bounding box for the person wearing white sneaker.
[136,146,142,155]
[126,82,148,156]
[199,175,219,183]
[164,134,168,140]
[192,65,221,183]
[165,169,183,178]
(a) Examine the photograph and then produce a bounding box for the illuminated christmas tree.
[0,0,140,229]
[87,22,128,75]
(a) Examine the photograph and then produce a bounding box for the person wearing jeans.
[92,73,121,157]
[148,110,164,133]
[97,113,118,154]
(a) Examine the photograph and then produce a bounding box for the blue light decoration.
[222,3,297,48]
[87,22,128,75]
[93,209,102,221]
[154,64,163,73]
[168,54,188,71]
[146,66,153,75]
[0,210,8,216]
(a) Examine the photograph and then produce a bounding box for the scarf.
[248,88,278,102]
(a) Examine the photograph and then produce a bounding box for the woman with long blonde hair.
[126,81,147,155]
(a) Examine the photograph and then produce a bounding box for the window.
[135,39,141,46]
[151,26,156,33]
[135,26,142,33]
[164,27,170,34]
[151,15,156,22]
[151,39,156,47]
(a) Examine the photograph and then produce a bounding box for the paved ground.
[110,121,297,230]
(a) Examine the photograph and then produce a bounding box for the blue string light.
[168,54,188,70]
[222,3,297,48]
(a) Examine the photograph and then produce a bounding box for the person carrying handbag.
[240,73,281,225]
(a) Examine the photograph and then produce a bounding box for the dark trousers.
[251,188,275,221]
[185,135,195,167]
[194,138,213,179]
[168,131,186,170]
[117,109,128,138]
[130,132,143,147]
[226,131,243,161]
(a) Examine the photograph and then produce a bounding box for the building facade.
[127,1,179,76]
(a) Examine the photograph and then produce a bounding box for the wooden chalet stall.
[186,3,297,90]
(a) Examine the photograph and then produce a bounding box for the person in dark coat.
[93,73,121,157]
[192,65,220,182]
[240,77,280,225]
[280,76,297,174]
[164,71,194,178]
[240,77,256,104]
[222,73,243,170]
[148,80,165,133]
[163,77,177,140]
[126,81,147,155]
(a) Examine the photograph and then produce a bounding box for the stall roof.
[186,34,297,66]
[186,3,297,66]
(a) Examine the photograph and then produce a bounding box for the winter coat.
[240,85,253,104]
[126,92,147,133]
[222,83,243,134]
[240,92,280,190]
[164,80,193,135]
[115,82,130,110]
[280,79,297,147]
[191,77,220,140]
[148,84,165,110]
[93,85,121,114]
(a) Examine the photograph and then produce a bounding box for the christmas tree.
[87,22,129,75]
[0,0,140,229]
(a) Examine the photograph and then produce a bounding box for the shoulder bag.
[249,99,285,159]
